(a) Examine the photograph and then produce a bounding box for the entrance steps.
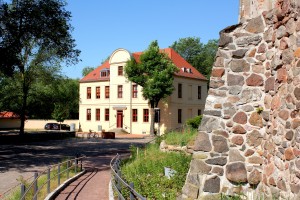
[107,128,130,134]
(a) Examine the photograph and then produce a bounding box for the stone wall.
[181,1,300,199]
[239,0,300,22]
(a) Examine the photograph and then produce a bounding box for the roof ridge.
[80,47,207,82]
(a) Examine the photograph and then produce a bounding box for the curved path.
[0,134,153,199]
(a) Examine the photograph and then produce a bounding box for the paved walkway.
[54,155,116,200]
[0,133,153,199]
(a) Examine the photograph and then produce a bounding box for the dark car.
[44,123,70,131]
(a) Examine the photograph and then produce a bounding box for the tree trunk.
[150,107,155,136]
[20,111,26,135]
[19,74,28,135]
[149,101,155,136]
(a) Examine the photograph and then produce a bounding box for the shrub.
[186,115,202,129]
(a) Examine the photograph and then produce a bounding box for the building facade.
[79,48,207,134]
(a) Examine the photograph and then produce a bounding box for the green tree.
[170,37,202,67]
[170,37,218,78]
[0,65,60,118]
[0,0,80,134]
[125,40,178,136]
[52,78,79,120]
[195,39,218,78]
[82,66,95,77]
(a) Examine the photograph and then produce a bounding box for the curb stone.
[44,170,86,200]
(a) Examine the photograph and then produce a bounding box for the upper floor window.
[198,86,202,99]
[143,109,149,122]
[96,86,100,99]
[178,83,182,98]
[178,109,182,123]
[118,85,123,98]
[105,86,110,98]
[132,109,138,122]
[87,87,91,99]
[96,109,100,121]
[105,108,109,121]
[86,109,91,121]
[100,68,110,77]
[188,85,192,100]
[118,66,123,76]
[132,84,138,98]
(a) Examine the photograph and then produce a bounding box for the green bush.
[121,144,192,199]
[186,115,202,129]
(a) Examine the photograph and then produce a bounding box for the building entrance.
[117,110,123,128]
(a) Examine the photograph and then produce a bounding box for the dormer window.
[181,67,192,73]
[100,68,110,77]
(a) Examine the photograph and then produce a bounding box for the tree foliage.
[0,0,80,134]
[125,40,178,135]
[51,78,79,120]
[82,66,95,77]
[170,37,202,67]
[170,37,218,78]
[0,71,79,120]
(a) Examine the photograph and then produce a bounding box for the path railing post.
[20,184,26,200]
[130,182,134,200]
[47,168,51,194]
[33,172,38,200]
[67,161,70,179]
[58,164,61,186]
[117,163,122,200]
[75,157,78,173]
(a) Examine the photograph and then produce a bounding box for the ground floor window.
[132,109,138,122]
[198,109,202,115]
[143,109,149,122]
[105,109,109,121]
[87,109,91,121]
[178,109,182,123]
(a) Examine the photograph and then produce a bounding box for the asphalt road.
[0,136,153,195]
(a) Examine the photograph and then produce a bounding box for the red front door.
[117,110,123,128]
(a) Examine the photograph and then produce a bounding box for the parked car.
[44,123,70,131]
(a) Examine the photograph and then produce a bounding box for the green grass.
[157,128,198,146]
[120,143,192,199]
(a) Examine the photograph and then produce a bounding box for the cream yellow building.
[79,48,207,135]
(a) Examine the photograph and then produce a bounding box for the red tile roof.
[0,111,20,119]
[80,61,110,83]
[80,48,207,83]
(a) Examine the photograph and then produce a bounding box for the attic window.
[181,67,192,73]
[100,68,110,77]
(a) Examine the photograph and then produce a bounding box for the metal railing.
[110,154,146,200]
[19,155,85,200]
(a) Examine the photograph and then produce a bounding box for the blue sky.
[63,1,239,79]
